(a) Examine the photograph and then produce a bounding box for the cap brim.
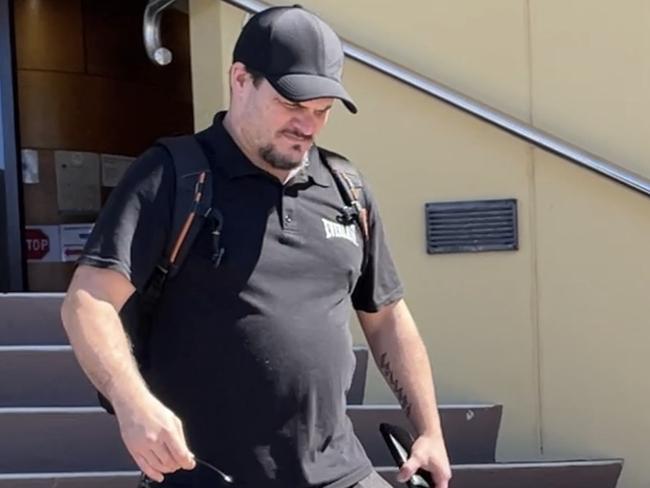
[267,74,358,114]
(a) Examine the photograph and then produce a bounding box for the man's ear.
[230,62,249,93]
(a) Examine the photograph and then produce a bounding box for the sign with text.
[25,225,61,262]
[21,149,39,184]
[101,154,134,187]
[60,224,94,262]
[55,151,101,212]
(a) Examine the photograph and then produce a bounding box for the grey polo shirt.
[79,112,404,488]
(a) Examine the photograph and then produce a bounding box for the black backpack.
[99,135,369,414]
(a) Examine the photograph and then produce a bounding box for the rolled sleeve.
[77,145,174,292]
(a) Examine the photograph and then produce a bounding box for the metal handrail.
[143,0,650,197]
[143,0,176,65]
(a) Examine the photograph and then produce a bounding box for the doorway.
[12,0,193,291]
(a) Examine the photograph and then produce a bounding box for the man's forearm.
[363,301,443,437]
[61,289,149,407]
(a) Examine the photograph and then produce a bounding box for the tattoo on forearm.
[379,352,412,418]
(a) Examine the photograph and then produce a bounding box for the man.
[61,5,451,488]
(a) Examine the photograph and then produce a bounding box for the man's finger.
[165,426,196,470]
[174,418,196,469]
[434,464,453,488]
[142,446,169,474]
[134,453,164,483]
[163,441,194,471]
[147,447,174,473]
[396,457,421,483]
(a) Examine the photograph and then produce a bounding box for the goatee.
[259,144,305,170]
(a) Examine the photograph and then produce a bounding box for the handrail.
[143,0,650,197]
[143,0,176,65]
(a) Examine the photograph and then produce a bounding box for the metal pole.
[0,0,25,291]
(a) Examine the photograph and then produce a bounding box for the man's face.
[238,76,334,170]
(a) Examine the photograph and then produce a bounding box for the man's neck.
[222,111,298,184]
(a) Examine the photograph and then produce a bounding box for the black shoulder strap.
[139,135,214,312]
[157,134,214,276]
[318,147,370,271]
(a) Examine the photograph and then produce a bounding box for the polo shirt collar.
[305,146,331,187]
[206,112,331,187]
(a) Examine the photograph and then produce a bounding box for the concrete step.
[0,345,368,406]
[377,461,624,488]
[0,408,135,473]
[0,471,138,488]
[0,294,66,345]
[349,404,501,465]
[0,461,623,488]
[0,405,500,472]
[0,346,96,407]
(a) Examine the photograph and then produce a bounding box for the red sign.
[25,228,50,260]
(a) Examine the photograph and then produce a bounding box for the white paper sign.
[101,154,134,187]
[55,151,101,212]
[21,149,39,184]
[60,223,94,262]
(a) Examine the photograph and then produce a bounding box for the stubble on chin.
[259,144,305,170]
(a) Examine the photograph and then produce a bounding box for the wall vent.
[425,199,518,254]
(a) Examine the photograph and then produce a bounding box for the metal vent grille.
[425,199,518,254]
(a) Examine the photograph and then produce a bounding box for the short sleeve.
[351,179,404,312]
[77,145,174,292]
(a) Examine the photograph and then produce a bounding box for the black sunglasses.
[139,456,235,487]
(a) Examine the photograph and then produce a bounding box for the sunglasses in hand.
[139,457,235,487]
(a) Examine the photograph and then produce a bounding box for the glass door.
[11,0,193,291]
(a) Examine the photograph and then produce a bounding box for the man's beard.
[259,130,312,170]
[259,144,304,170]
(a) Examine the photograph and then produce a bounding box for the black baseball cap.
[233,6,358,113]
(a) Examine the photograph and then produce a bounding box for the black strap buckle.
[208,208,225,268]
[338,205,359,226]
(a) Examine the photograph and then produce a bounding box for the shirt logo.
[321,218,359,247]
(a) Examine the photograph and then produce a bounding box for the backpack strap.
[139,135,217,314]
[159,135,215,274]
[319,147,370,272]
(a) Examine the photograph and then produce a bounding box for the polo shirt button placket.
[282,188,298,232]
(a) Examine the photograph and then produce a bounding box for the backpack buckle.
[209,208,225,268]
[338,205,358,225]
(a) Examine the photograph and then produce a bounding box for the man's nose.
[293,112,317,137]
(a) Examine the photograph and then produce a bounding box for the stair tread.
[0,346,368,406]
[0,405,502,470]
[0,460,624,488]
[0,294,66,345]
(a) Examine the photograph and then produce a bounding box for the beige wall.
[531,4,650,488]
[189,0,224,131]
[530,1,650,178]
[189,2,650,486]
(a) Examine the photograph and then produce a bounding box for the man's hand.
[114,393,196,483]
[396,434,452,488]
